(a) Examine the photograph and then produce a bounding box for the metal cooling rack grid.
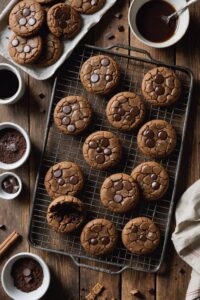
[28,44,193,274]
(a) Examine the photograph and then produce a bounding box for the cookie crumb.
[85,283,104,300]
[130,289,143,298]
[105,32,115,40]
[0,224,6,230]
[118,25,125,32]
[179,268,186,274]
[147,288,155,295]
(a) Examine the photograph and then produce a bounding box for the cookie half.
[68,0,106,14]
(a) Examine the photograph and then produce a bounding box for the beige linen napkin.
[172,179,200,300]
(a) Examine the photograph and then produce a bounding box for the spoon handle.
[174,0,200,18]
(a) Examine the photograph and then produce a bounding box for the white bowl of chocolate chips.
[0,122,31,170]
[0,172,22,200]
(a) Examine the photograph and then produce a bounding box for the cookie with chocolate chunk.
[106,91,145,131]
[9,0,45,37]
[131,161,169,201]
[47,195,85,233]
[100,173,139,213]
[80,55,120,95]
[68,0,106,14]
[47,3,81,39]
[122,217,160,255]
[80,219,118,256]
[8,34,42,65]
[53,96,92,135]
[142,67,181,106]
[82,131,122,170]
[137,119,176,158]
[36,0,55,3]
[44,161,84,198]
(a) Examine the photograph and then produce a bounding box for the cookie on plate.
[137,119,176,158]
[47,195,85,233]
[122,217,160,255]
[44,161,84,198]
[35,0,55,3]
[131,161,169,201]
[82,131,122,170]
[80,219,118,256]
[47,3,81,39]
[100,173,139,213]
[9,0,45,37]
[53,96,92,135]
[8,34,43,65]
[68,0,106,14]
[106,91,145,131]
[80,55,120,95]
[142,67,181,106]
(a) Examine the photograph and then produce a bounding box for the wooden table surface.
[1,0,199,299]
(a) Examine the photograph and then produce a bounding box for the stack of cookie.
[44,53,181,257]
[7,0,106,66]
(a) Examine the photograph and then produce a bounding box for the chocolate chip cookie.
[44,161,84,198]
[8,34,42,65]
[82,131,122,170]
[122,217,160,255]
[80,55,120,95]
[80,219,117,256]
[137,120,176,158]
[68,0,106,14]
[142,67,181,106]
[100,173,139,213]
[131,162,169,201]
[37,33,63,67]
[106,91,145,131]
[54,96,92,135]
[47,195,85,233]
[36,0,55,3]
[9,0,45,37]
[47,3,81,39]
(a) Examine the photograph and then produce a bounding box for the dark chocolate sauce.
[0,70,19,99]
[136,0,178,43]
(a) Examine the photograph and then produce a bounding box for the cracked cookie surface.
[44,161,84,198]
[131,161,169,201]
[54,96,92,135]
[80,55,120,95]
[122,217,160,255]
[137,119,176,158]
[106,91,145,131]
[142,67,181,106]
[68,0,106,14]
[47,195,85,233]
[80,219,117,256]
[100,173,139,213]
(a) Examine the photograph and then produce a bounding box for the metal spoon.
[161,0,199,24]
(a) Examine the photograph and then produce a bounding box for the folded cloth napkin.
[172,179,200,300]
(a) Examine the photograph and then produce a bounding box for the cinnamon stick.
[0,231,21,258]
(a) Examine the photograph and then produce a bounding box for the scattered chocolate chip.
[147,288,156,295]
[39,107,46,113]
[114,12,123,19]
[0,224,6,230]
[179,268,186,274]
[39,93,45,99]
[118,25,125,32]
[130,289,143,298]
[105,32,115,40]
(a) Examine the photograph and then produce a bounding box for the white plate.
[0,0,117,80]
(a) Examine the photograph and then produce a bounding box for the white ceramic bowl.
[0,172,22,200]
[128,0,190,48]
[1,252,50,300]
[0,63,25,105]
[0,122,31,170]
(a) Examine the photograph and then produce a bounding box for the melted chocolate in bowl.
[0,70,19,99]
[136,0,178,43]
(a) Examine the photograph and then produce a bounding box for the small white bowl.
[128,0,190,48]
[0,63,25,105]
[0,122,31,170]
[0,172,22,200]
[1,252,50,300]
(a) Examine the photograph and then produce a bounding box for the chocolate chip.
[62,105,71,114]
[130,106,140,117]
[23,268,31,277]
[101,58,110,66]
[125,114,134,122]
[100,138,109,147]
[151,174,158,180]
[105,32,115,40]
[28,18,36,26]
[69,176,79,185]
[89,141,98,149]
[105,75,113,82]
[67,124,76,132]
[60,21,68,29]
[132,225,138,233]
[113,181,123,191]
[96,147,103,153]
[117,108,126,116]
[96,154,105,164]
[24,45,31,53]
[118,25,125,32]
[154,74,164,84]
[104,148,111,155]
[0,224,6,230]
[89,238,98,245]
[114,194,123,203]
[57,178,65,186]
[22,8,31,17]
[101,236,110,245]
[139,234,147,241]
[19,18,27,26]
[53,169,62,178]
[114,12,123,19]
[24,276,33,283]
[62,116,70,125]
[91,0,98,5]
[39,93,45,99]
[158,130,168,140]
[152,181,160,190]
[91,74,99,83]
[114,114,121,121]
[123,181,132,191]
[143,129,154,139]
[145,139,155,148]
[12,39,19,47]
[155,85,165,95]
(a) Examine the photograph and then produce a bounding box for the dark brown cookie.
[106,91,145,131]
[82,131,122,170]
[80,55,120,95]
[80,219,118,256]
[47,3,81,39]
[122,217,160,255]
[142,67,181,106]
[9,0,45,37]
[47,195,85,233]
[100,173,139,213]
[131,161,169,201]
[44,161,84,198]
[8,34,43,65]
[68,0,106,14]
[53,96,92,135]
[137,119,176,158]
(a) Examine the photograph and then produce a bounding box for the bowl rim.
[0,171,22,200]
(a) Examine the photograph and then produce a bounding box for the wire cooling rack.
[28,44,193,274]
